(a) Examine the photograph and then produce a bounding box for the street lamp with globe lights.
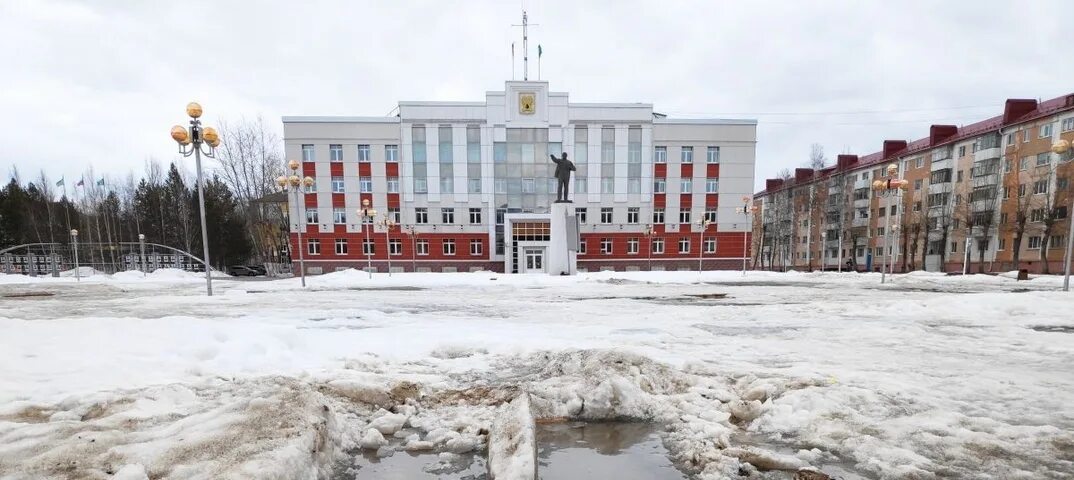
[740,196,759,275]
[170,102,220,296]
[276,161,315,287]
[695,218,713,275]
[871,163,908,284]
[377,215,397,276]
[1050,139,1073,291]
[70,229,79,282]
[403,224,418,272]
[642,224,654,271]
[358,199,377,278]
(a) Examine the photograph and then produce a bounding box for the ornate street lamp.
[871,163,908,284]
[70,229,79,282]
[358,199,378,279]
[170,102,219,296]
[138,233,147,277]
[403,224,417,272]
[275,161,315,287]
[1050,140,1073,291]
[377,214,397,276]
[740,196,759,275]
[695,218,713,275]
[642,224,654,271]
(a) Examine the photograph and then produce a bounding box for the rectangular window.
[357,144,371,162]
[678,238,690,253]
[329,144,343,162]
[1034,180,1049,195]
[331,176,345,193]
[307,239,320,255]
[679,210,691,224]
[957,146,966,157]
[600,238,612,254]
[913,201,922,212]
[574,178,587,194]
[1040,124,1053,138]
[914,179,922,190]
[877,227,885,236]
[949,242,956,254]
[470,239,482,256]
[627,238,639,254]
[522,178,535,193]
[1031,209,1045,222]
[1059,178,1069,190]
[680,178,692,193]
[1037,152,1051,166]
[705,178,718,193]
[1000,212,1008,224]
[438,126,453,163]
[1062,118,1074,132]
[385,145,399,162]
[703,238,716,253]
[468,178,481,193]
[416,239,429,255]
[1019,184,1027,197]
[915,157,924,168]
[706,146,720,164]
[494,142,507,163]
[998,238,1006,250]
[466,126,480,164]
[389,239,402,255]
[654,146,667,164]
[601,177,614,194]
[654,178,666,193]
[359,176,372,193]
[704,209,717,223]
[628,127,642,164]
[442,239,456,256]
[1052,235,1065,248]
[627,207,639,224]
[304,180,316,193]
[495,178,507,194]
[441,208,455,224]
[335,238,347,255]
[680,146,693,164]
[386,177,400,193]
[653,208,665,224]
[388,207,400,223]
[1028,236,1042,249]
[461,208,479,225]
[652,238,665,254]
[1005,160,1013,173]
[576,207,587,224]
[414,178,428,193]
[1024,129,1032,143]
[1005,133,1015,146]
[415,208,428,224]
[627,178,641,194]
[440,177,453,194]
[600,207,613,224]
[333,207,346,224]
[956,170,963,182]
[302,144,315,161]
[305,208,318,224]
[360,239,373,255]
[578,239,587,255]
[601,127,615,164]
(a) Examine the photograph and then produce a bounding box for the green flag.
[56,178,64,187]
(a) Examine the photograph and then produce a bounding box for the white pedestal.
[548,202,578,276]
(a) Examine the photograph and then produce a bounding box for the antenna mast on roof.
[512,11,538,81]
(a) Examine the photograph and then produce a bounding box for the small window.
[334,238,348,255]
[1040,124,1053,138]
[357,144,371,162]
[386,177,400,193]
[600,238,613,254]
[680,179,692,193]
[359,176,372,193]
[329,144,343,162]
[388,207,400,223]
[522,178,535,193]
[576,208,587,224]
[441,208,455,224]
[1036,152,1051,166]
[915,157,923,168]
[678,210,691,224]
[1034,180,1049,195]
[414,178,428,193]
[302,144,315,161]
[627,207,639,224]
[678,238,690,253]
[385,145,399,162]
[1028,236,1042,249]
[331,176,345,193]
[362,239,376,255]
[307,239,321,255]
[415,208,428,224]
[305,208,319,224]
[654,178,666,193]
[626,238,639,255]
[578,239,587,255]
[705,178,718,193]
[442,239,456,256]
[416,239,429,255]
[654,146,667,164]
[703,238,716,253]
[704,209,717,223]
[389,239,402,255]
[440,177,454,194]
[468,178,481,193]
[652,238,665,254]
[680,146,693,164]
[706,146,720,164]
[332,207,346,224]
[469,208,482,224]
[653,208,665,224]
[601,177,614,194]
[957,146,966,157]
[1062,118,1074,132]
[469,239,482,256]
[600,207,613,224]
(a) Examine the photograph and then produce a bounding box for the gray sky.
[2,0,1071,192]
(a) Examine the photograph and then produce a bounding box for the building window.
[1052,235,1065,249]
[335,238,348,255]
[466,125,480,163]
[385,145,399,162]
[877,227,885,236]
[1031,208,1045,222]
[957,146,966,157]
[654,146,667,163]
[653,208,665,224]
[680,178,692,193]
[496,208,506,225]
[357,144,371,162]
[304,179,316,193]
[575,178,587,194]
[1005,133,1015,146]
[1034,180,1049,195]
[601,177,614,194]
[1018,184,1027,197]
[678,210,691,224]
[438,126,453,163]
[626,238,639,254]
[578,239,587,255]
[442,239,456,256]
[576,207,587,224]
[468,178,481,193]
[680,146,693,164]
[331,176,345,193]
[628,127,642,163]
[706,146,720,164]
[440,177,453,194]
[913,201,921,212]
[1058,178,1069,190]
[1000,212,1008,224]
[627,207,639,224]
[307,239,320,255]
[998,238,1006,251]
[1028,236,1042,249]
[705,178,718,193]
[913,179,922,190]
[522,178,535,193]
[302,144,314,161]
[1040,124,1053,138]
[1062,118,1074,132]
[333,207,346,224]
[915,157,924,168]
[305,208,318,224]
[600,238,613,254]
[388,207,400,223]
[652,238,665,254]
[359,176,372,193]
[654,178,666,193]
[387,177,400,193]
[329,144,343,162]
[470,239,482,256]
[703,238,716,253]
[389,239,402,255]
[494,178,507,194]
[416,239,429,255]
[704,209,717,223]
[627,178,641,194]
[678,238,690,253]
[1037,152,1051,166]
[600,207,613,224]
[414,178,428,193]
[441,208,455,224]
[415,208,428,224]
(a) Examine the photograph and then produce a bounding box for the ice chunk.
[112,464,149,480]
[369,411,408,435]
[358,428,387,450]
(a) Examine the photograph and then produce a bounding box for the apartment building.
[282,80,757,274]
[753,94,1074,274]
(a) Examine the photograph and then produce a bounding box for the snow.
[1,270,1072,479]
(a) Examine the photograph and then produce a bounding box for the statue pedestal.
[548,202,578,276]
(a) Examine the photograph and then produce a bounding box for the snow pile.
[487,393,537,480]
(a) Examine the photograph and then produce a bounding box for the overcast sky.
[2,0,1071,192]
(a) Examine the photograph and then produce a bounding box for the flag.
[76,179,84,187]
[538,44,542,57]
[56,178,64,187]
[96,178,105,186]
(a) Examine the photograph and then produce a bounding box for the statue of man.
[550,152,576,203]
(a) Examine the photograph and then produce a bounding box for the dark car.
[227,265,261,277]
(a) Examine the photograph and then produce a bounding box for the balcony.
[930,157,953,172]
[852,217,870,228]
[974,148,1001,163]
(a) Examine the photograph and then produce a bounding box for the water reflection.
[537,422,686,479]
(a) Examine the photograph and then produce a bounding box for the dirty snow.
[1,270,1072,479]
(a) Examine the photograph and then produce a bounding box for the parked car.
[227,265,262,277]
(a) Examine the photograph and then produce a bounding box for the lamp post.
[170,102,219,296]
[963,236,972,276]
[741,196,758,275]
[358,199,377,279]
[890,224,900,275]
[378,215,396,276]
[70,229,79,282]
[1051,140,1074,291]
[138,233,146,277]
[696,218,712,275]
[403,224,417,272]
[642,224,653,271]
[821,231,827,271]
[871,163,908,284]
[275,162,315,287]
[837,228,843,273]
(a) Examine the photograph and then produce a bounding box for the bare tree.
[216,117,284,263]
[808,143,827,170]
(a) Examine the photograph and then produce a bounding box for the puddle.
[732,432,877,479]
[536,422,686,480]
[1028,325,1074,333]
[337,449,486,479]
